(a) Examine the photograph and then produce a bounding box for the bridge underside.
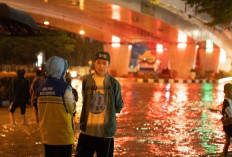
[1,0,232,78]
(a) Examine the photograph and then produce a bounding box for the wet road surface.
[0,80,231,156]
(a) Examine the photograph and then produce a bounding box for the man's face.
[94,59,110,77]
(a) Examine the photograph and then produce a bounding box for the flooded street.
[115,81,227,156]
[0,79,230,156]
[0,107,43,157]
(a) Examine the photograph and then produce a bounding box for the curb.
[137,78,218,83]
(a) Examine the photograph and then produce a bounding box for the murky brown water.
[0,80,230,156]
[115,81,227,157]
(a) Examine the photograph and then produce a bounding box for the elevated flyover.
[1,0,232,78]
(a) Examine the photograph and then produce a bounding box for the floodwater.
[0,79,230,157]
[114,80,227,157]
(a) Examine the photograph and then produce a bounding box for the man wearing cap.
[75,51,124,157]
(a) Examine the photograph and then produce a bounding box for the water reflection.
[115,82,229,156]
[0,79,228,156]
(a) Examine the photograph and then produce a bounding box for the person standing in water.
[75,51,124,157]
[37,56,75,157]
[30,69,44,123]
[9,69,30,125]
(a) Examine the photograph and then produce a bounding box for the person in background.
[75,51,124,157]
[37,56,75,157]
[66,77,78,117]
[222,83,232,157]
[30,69,44,123]
[9,69,30,125]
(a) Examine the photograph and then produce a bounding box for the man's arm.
[114,81,124,113]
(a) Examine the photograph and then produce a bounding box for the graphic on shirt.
[90,92,105,114]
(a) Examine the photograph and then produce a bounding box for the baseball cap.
[94,51,110,63]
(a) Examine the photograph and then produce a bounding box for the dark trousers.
[75,133,114,157]
[9,102,26,114]
[44,144,72,157]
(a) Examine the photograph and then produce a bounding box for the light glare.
[206,40,213,53]
[112,5,120,20]
[156,44,163,53]
[178,30,187,49]
[112,43,120,47]
[70,71,77,78]
[36,52,43,67]
[111,36,120,47]
[44,21,50,25]
[178,43,187,49]
[219,48,226,63]
[178,30,187,42]
[79,30,85,35]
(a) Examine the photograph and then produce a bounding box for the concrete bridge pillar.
[168,43,197,78]
[104,44,132,76]
[198,48,220,73]
[156,50,169,70]
[197,42,220,73]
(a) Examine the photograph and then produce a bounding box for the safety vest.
[38,78,74,145]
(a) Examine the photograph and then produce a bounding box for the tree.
[36,28,77,63]
[0,36,39,64]
[70,35,103,66]
[0,28,76,65]
[0,28,103,66]
[181,0,232,28]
